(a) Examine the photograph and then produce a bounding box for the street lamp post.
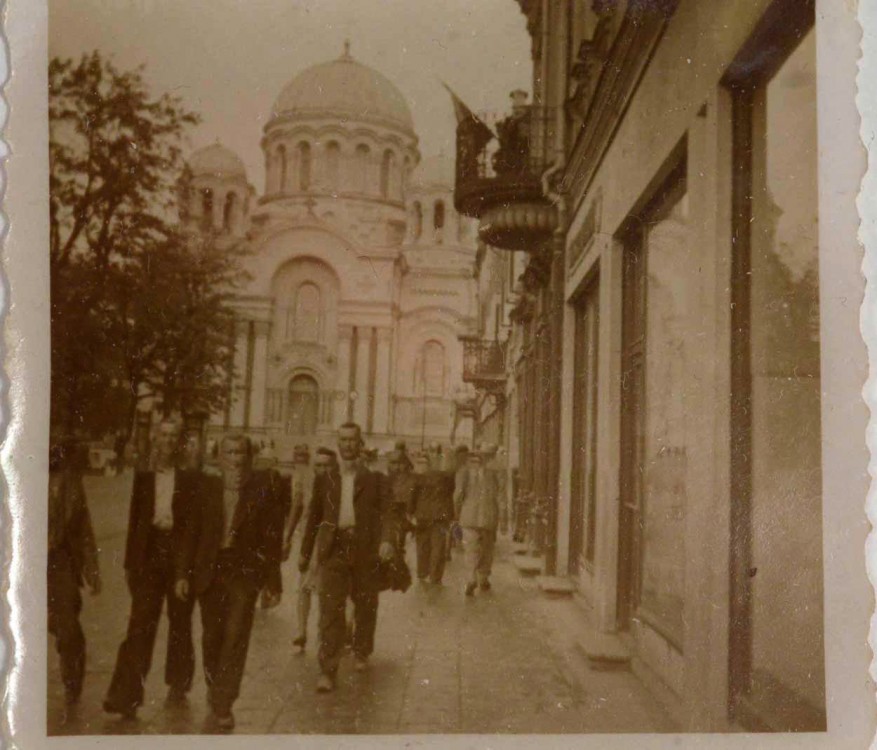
[420,353,427,450]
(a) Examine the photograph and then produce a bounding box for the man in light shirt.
[300,422,401,693]
[454,450,501,597]
[104,419,198,719]
[175,433,285,731]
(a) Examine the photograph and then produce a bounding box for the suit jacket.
[177,469,285,595]
[300,466,400,570]
[124,469,198,575]
[410,470,455,524]
[454,467,501,530]
[48,469,100,588]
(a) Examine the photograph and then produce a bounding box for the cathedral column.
[372,328,393,435]
[229,318,251,427]
[335,325,355,424]
[353,326,372,428]
[247,320,270,429]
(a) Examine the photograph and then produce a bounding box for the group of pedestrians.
[47,419,508,733]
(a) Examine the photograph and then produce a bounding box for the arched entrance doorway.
[287,374,319,436]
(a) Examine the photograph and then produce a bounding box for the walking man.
[175,433,285,731]
[410,451,454,586]
[104,420,198,718]
[289,447,337,653]
[48,437,101,710]
[299,422,400,693]
[387,448,419,554]
[454,449,501,596]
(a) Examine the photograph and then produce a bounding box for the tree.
[49,52,247,439]
[110,225,250,429]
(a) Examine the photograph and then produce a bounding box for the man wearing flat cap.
[410,450,455,586]
[454,449,502,596]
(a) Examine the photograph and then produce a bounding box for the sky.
[48,0,532,190]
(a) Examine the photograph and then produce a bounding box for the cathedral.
[181,46,477,455]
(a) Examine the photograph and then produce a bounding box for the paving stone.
[48,474,676,735]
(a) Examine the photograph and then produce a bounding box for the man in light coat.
[454,450,501,596]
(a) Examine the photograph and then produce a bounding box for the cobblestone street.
[48,473,675,735]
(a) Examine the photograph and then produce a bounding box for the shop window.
[618,158,689,648]
[570,274,599,574]
[726,8,823,731]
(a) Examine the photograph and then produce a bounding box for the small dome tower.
[184,141,251,237]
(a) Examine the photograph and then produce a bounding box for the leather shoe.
[103,699,137,719]
[464,582,477,597]
[316,674,335,693]
[213,710,235,731]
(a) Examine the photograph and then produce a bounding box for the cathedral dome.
[188,142,247,179]
[271,46,415,134]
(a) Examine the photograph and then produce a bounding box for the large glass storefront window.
[729,20,824,731]
[618,166,690,649]
[570,276,600,575]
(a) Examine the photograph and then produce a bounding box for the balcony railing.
[461,338,507,388]
[454,104,558,251]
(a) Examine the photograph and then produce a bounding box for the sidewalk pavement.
[48,473,676,735]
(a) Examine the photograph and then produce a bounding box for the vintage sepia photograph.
[7,0,865,742]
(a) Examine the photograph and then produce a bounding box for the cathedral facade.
[182,48,477,455]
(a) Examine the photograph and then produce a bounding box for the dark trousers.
[198,551,260,715]
[415,521,449,583]
[105,529,195,711]
[318,530,379,677]
[48,551,85,700]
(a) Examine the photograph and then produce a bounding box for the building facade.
[182,47,477,455]
[457,0,825,733]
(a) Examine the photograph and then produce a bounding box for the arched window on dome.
[354,144,370,193]
[325,141,341,192]
[201,188,214,232]
[277,144,288,193]
[412,201,423,241]
[402,157,411,195]
[286,282,321,342]
[415,340,446,396]
[380,150,395,199]
[433,200,445,244]
[297,142,312,191]
[223,192,238,234]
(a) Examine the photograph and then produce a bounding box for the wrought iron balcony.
[460,337,507,390]
[453,101,558,251]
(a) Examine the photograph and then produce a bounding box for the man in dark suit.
[48,437,101,711]
[299,422,400,693]
[104,420,198,718]
[174,433,284,731]
[410,451,455,586]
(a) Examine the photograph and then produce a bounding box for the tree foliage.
[50,52,248,438]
